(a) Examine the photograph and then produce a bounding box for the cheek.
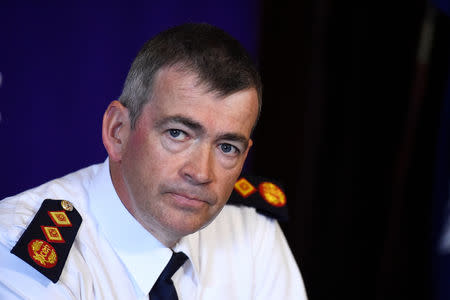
[128,131,180,180]
[124,131,156,175]
[216,171,243,203]
[214,152,248,195]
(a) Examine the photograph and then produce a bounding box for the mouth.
[168,192,210,209]
[160,182,217,208]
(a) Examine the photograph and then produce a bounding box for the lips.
[166,192,209,210]
[171,192,207,203]
[160,184,216,206]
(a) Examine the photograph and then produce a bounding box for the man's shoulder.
[202,173,290,238]
[0,162,102,248]
[220,204,273,225]
[194,173,291,252]
[201,204,279,246]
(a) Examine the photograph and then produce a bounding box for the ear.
[102,101,131,162]
[242,139,253,159]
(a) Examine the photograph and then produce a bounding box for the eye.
[167,129,188,141]
[219,143,240,155]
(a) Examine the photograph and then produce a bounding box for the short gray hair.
[118,23,262,128]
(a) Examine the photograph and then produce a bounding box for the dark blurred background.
[1,1,449,299]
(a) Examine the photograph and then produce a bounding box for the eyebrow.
[156,115,250,149]
[156,115,205,134]
[217,133,249,149]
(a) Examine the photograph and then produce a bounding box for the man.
[0,23,307,299]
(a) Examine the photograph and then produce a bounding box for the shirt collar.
[88,158,175,296]
[174,232,200,285]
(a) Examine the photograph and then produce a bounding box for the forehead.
[144,67,259,137]
[151,67,208,100]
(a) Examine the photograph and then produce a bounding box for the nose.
[180,143,214,185]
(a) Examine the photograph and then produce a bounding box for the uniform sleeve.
[0,241,40,300]
[252,215,308,299]
[0,242,73,300]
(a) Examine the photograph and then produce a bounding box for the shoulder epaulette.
[227,175,289,222]
[11,199,82,283]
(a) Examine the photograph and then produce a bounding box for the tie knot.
[161,251,188,280]
[149,251,188,299]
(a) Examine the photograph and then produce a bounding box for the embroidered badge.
[11,199,82,283]
[234,177,257,198]
[28,239,58,268]
[259,182,287,207]
[41,226,65,243]
[48,211,72,227]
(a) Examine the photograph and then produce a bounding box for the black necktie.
[149,251,188,300]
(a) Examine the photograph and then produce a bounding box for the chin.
[169,214,215,236]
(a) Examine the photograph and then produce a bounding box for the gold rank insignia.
[11,199,82,283]
[28,239,58,268]
[41,226,65,243]
[234,177,257,198]
[48,211,72,227]
[258,182,287,207]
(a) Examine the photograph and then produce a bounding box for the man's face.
[118,67,258,245]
